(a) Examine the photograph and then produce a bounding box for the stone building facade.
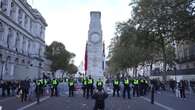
[0,0,47,80]
[175,41,195,80]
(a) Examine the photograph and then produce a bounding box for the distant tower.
[86,11,104,79]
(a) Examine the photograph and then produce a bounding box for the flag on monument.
[84,42,88,74]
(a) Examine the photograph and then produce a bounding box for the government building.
[0,0,48,80]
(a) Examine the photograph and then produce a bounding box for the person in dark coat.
[35,80,41,103]
[6,81,11,96]
[92,89,108,110]
[1,81,6,96]
[82,77,88,97]
[179,80,186,98]
[20,80,28,102]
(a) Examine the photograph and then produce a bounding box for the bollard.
[151,84,154,104]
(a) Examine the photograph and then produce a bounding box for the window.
[40,26,42,37]
[22,37,26,53]
[28,40,31,55]
[15,58,19,63]
[0,54,2,61]
[39,63,42,67]
[22,59,25,64]
[24,15,28,28]
[0,22,4,41]
[1,0,8,12]
[0,22,3,32]
[15,33,20,52]
[30,21,32,32]
[18,9,23,24]
[7,28,13,48]
[10,1,15,17]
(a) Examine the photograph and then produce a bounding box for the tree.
[108,21,153,76]
[67,64,78,75]
[46,41,75,72]
[129,0,195,80]
[108,0,195,80]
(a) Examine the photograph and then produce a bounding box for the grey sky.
[28,0,132,66]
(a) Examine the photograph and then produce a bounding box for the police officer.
[87,75,94,99]
[96,78,103,91]
[82,77,88,97]
[68,77,75,97]
[113,77,120,97]
[133,79,139,97]
[123,77,131,99]
[51,78,58,96]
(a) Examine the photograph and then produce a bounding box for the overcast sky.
[28,0,132,66]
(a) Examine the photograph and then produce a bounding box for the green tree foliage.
[46,41,76,72]
[67,64,78,75]
[108,0,195,80]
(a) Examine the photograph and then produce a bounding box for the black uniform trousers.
[113,86,120,97]
[69,86,74,97]
[82,85,87,97]
[87,85,93,98]
[123,86,130,99]
[51,85,58,96]
[180,88,186,98]
[133,85,139,97]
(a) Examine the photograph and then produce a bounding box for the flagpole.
[84,42,88,76]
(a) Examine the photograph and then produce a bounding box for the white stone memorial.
[86,11,105,80]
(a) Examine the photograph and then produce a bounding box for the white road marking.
[17,96,50,110]
[141,97,175,110]
[0,97,15,102]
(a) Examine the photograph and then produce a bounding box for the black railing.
[151,68,195,76]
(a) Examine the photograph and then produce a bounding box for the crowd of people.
[0,79,61,103]
[0,76,194,110]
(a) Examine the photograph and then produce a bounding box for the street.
[0,91,194,110]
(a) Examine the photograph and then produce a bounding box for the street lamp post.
[174,67,177,81]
